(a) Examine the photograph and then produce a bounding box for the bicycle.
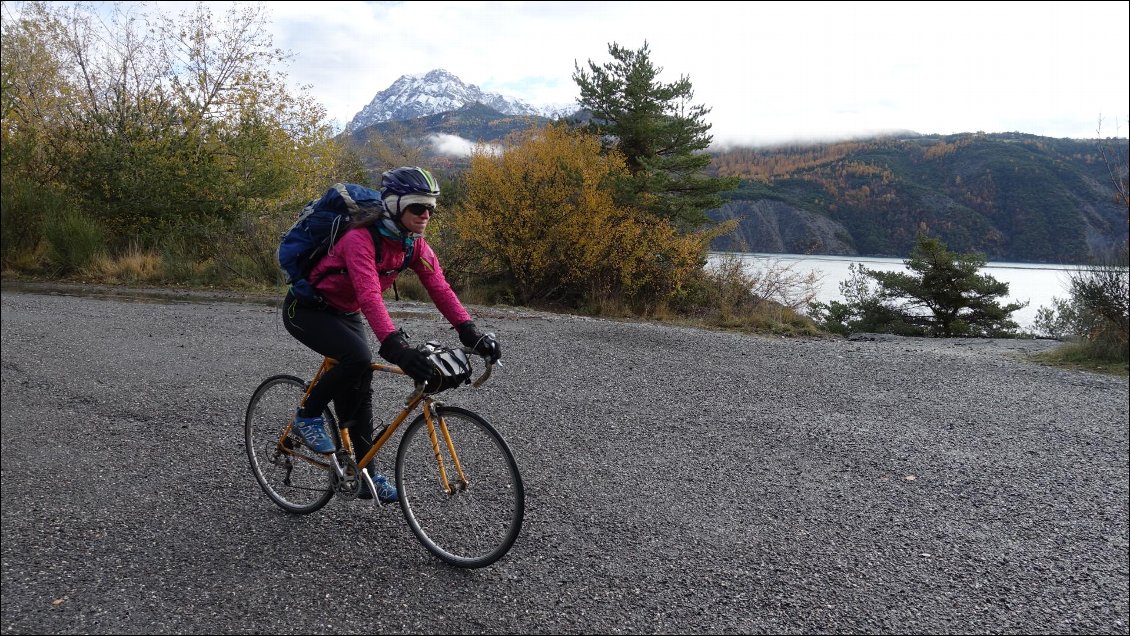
[244,343,524,568]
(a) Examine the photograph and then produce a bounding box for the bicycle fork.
[423,401,468,495]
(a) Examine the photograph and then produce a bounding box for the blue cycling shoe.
[359,471,398,504]
[292,410,335,453]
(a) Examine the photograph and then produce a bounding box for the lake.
[709,252,1081,331]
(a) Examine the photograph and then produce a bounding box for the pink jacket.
[307,227,471,342]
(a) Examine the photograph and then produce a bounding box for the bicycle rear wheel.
[245,375,338,514]
[396,406,524,568]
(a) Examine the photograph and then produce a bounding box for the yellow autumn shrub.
[450,124,714,310]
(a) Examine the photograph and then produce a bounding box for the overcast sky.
[90,1,1130,147]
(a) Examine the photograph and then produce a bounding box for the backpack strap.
[325,183,359,253]
[310,223,411,286]
[306,262,346,289]
[366,226,422,301]
[366,226,416,276]
[366,225,384,271]
[332,183,360,213]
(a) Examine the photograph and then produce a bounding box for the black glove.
[378,329,435,383]
[456,321,501,363]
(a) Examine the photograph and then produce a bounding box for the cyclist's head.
[381,166,440,224]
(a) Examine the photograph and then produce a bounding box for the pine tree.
[869,234,1027,337]
[809,234,1028,337]
[573,41,738,230]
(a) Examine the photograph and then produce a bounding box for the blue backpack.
[277,183,384,302]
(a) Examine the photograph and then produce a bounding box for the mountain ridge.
[345,68,577,133]
[707,132,1127,264]
[341,71,1127,265]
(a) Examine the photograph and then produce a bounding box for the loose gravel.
[1,286,1127,635]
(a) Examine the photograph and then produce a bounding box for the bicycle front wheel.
[396,406,524,568]
[245,375,338,514]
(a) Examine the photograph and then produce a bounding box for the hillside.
[708,133,1127,264]
[349,105,1126,265]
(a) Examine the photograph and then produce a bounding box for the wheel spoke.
[396,407,524,568]
[245,376,337,514]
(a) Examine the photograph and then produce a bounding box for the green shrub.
[670,256,823,336]
[44,208,107,275]
[1031,296,1096,340]
[1032,247,1128,369]
[1033,338,1129,376]
[213,213,286,289]
[1,177,71,269]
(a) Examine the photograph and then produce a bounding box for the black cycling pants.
[282,292,376,459]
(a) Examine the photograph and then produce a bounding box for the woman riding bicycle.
[281,166,501,502]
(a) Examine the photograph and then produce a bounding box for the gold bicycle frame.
[280,357,469,494]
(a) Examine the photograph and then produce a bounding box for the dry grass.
[1032,337,1129,376]
[83,245,164,285]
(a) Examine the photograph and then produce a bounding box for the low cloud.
[428,134,503,158]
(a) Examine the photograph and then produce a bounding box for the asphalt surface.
[1,286,1127,634]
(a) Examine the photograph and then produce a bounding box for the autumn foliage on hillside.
[710,134,1112,190]
[711,142,866,182]
[707,133,1125,263]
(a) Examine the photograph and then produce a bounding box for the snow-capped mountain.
[345,69,577,133]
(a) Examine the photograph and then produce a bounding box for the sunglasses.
[403,203,436,216]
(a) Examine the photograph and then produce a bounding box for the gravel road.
[1,285,1127,634]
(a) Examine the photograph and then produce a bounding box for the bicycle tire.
[245,375,339,514]
[396,406,524,568]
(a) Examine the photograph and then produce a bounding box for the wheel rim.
[245,376,335,513]
[397,408,524,567]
